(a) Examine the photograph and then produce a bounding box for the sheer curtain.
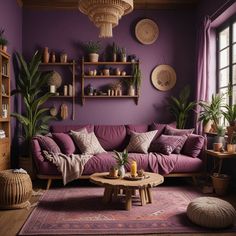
[195,16,212,135]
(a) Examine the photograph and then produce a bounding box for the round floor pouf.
[0,169,32,209]
[187,197,236,229]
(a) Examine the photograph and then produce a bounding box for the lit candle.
[131,160,137,177]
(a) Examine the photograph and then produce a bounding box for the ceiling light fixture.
[78,0,134,38]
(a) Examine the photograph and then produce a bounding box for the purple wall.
[0,0,22,163]
[23,9,196,125]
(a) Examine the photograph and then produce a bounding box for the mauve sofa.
[32,124,206,189]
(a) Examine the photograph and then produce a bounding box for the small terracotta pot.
[213,143,222,152]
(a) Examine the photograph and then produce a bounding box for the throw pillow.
[172,135,188,154]
[149,123,167,138]
[149,134,185,155]
[126,130,157,154]
[182,134,205,158]
[35,135,61,153]
[70,130,106,155]
[52,133,76,155]
[164,125,194,136]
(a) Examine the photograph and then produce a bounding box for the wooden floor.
[0,179,236,236]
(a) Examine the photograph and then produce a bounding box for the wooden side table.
[205,150,236,174]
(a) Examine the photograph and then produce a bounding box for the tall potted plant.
[84,40,101,62]
[11,51,53,176]
[168,85,196,129]
[125,64,141,96]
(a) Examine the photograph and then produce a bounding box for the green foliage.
[0,28,8,46]
[120,47,126,55]
[168,86,196,129]
[222,104,236,125]
[112,42,119,54]
[216,125,225,137]
[124,64,141,89]
[198,93,224,130]
[11,51,54,155]
[113,149,129,167]
[84,40,101,54]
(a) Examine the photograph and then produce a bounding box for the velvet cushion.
[149,134,185,155]
[164,125,194,136]
[94,125,126,151]
[182,134,205,158]
[50,124,94,133]
[126,124,149,135]
[149,123,166,138]
[70,130,106,155]
[126,130,157,154]
[35,135,61,153]
[52,133,76,155]
[173,135,188,154]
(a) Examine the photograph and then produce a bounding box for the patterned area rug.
[19,186,236,235]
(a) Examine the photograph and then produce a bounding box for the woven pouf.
[187,197,236,229]
[0,169,32,209]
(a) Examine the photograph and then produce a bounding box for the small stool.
[187,197,236,229]
[0,169,32,209]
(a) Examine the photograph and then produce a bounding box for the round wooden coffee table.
[90,172,164,210]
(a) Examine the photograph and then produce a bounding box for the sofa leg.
[192,176,197,186]
[46,179,52,190]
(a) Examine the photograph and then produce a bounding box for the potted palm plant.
[168,85,196,129]
[84,40,101,62]
[11,51,54,177]
[198,93,224,133]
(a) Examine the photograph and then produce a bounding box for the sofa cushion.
[50,124,94,133]
[149,134,185,155]
[126,124,149,135]
[71,130,106,155]
[126,130,157,154]
[182,134,205,158]
[164,125,194,136]
[52,133,76,155]
[94,125,126,151]
[149,123,166,138]
[35,135,61,153]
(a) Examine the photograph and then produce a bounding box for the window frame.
[216,14,236,106]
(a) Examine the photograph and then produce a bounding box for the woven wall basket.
[0,170,32,209]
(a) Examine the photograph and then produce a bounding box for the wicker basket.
[0,169,32,209]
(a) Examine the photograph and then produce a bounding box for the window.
[217,16,236,106]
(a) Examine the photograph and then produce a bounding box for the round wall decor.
[135,19,159,45]
[151,65,176,91]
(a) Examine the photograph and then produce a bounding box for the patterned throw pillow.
[164,125,194,136]
[36,135,61,153]
[172,135,188,154]
[149,134,186,155]
[70,130,106,155]
[126,130,157,154]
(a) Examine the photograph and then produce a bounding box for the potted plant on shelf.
[120,47,127,62]
[113,149,129,178]
[0,28,8,52]
[124,64,141,96]
[112,42,119,62]
[168,85,196,129]
[11,51,54,177]
[84,40,101,62]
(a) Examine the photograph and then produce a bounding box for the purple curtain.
[195,16,212,135]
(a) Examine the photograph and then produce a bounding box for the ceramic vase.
[128,85,135,96]
[118,165,125,178]
[43,47,49,63]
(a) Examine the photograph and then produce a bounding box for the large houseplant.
[198,93,224,133]
[11,51,53,174]
[168,86,196,129]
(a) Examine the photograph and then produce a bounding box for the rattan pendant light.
[78,0,134,38]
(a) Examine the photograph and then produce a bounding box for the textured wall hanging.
[135,19,159,45]
[151,65,176,91]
